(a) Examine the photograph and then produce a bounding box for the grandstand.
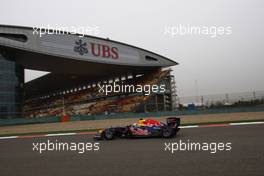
[0,25,178,119]
[23,69,177,117]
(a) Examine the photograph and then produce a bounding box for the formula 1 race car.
[94,117,180,140]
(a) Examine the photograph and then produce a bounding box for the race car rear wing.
[166,117,181,128]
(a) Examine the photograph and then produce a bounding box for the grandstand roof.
[0,25,178,98]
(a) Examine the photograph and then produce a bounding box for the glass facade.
[0,54,24,119]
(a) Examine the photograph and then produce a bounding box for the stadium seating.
[23,69,170,118]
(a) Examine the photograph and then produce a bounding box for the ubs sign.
[74,39,119,59]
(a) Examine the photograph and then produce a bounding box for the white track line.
[0,136,18,140]
[180,125,199,129]
[46,133,76,137]
[229,121,264,126]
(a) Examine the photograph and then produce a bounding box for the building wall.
[0,54,24,119]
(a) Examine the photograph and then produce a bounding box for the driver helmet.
[138,118,146,125]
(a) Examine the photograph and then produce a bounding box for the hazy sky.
[1,0,264,96]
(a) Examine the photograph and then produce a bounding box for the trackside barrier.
[0,116,60,126]
[0,106,264,126]
[75,106,264,120]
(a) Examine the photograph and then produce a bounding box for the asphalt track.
[0,124,263,176]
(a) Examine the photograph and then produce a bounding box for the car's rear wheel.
[104,129,115,140]
[162,127,174,138]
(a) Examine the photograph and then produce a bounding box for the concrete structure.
[0,25,178,118]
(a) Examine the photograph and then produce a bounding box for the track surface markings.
[0,121,263,140]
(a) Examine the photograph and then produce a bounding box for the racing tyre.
[162,127,174,138]
[104,129,115,140]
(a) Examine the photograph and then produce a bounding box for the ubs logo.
[74,39,119,59]
[74,39,88,55]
